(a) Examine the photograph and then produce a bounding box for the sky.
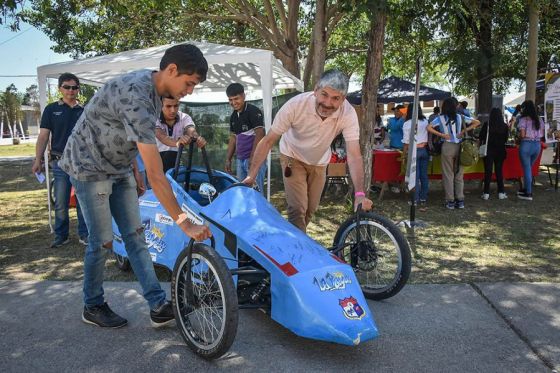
[0,22,72,93]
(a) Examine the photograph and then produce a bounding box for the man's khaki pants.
[280,154,327,232]
[441,142,464,202]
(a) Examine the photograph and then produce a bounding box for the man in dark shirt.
[32,73,88,248]
[225,83,267,193]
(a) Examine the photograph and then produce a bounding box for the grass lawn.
[1,158,559,284]
[0,143,36,157]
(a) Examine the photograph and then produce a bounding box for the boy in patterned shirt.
[59,44,212,329]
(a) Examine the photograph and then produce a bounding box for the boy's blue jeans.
[237,158,267,194]
[71,174,166,309]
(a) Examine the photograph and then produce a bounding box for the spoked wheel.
[333,212,411,300]
[171,242,238,359]
[49,178,55,205]
[114,253,131,271]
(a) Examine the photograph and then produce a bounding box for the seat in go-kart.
[168,166,236,206]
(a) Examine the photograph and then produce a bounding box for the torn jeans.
[70,174,166,309]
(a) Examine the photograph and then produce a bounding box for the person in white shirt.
[402,104,430,205]
[155,97,206,172]
[427,97,480,209]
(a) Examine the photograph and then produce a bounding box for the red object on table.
[372,146,543,183]
[69,188,77,208]
[372,150,404,182]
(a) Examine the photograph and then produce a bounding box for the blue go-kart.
[112,142,411,359]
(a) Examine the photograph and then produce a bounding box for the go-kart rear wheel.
[114,253,131,271]
[333,212,411,300]
[171,243,238,359]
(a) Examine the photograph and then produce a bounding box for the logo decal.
[155,213,173,226]
[313,271,352,291]
[181,204,204,225]
[139,199,160,208]
[339,296,366,320]
[144,224,167,253]
[113,233,123,243]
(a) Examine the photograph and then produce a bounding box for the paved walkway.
[0,280,558,372]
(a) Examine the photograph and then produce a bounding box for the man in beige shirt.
[243,69,373,232]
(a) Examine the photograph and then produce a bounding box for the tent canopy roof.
[347,76,451,105]
[37,41,303,93]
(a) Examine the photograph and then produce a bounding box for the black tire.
[49,178,55,205]
[333,212,411,300]
[114,253,131,271]
[171,243,238,359]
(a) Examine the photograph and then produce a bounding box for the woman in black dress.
[480,108,509,200]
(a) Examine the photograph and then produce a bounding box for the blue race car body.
[112,166,379,345]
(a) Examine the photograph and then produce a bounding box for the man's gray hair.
[316,69,349,95]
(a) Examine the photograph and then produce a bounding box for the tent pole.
[259,54,274,201]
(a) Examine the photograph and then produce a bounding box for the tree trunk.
[476,0,493,124]
[310,0,327,88]
[282,0,301,79]
[361,6,387,194]
[526,0,539,102]
[302,38,315,90]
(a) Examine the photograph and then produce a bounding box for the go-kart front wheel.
[171,243,238,359]
[333,212,411,300]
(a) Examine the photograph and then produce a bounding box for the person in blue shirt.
[387,105,405,150]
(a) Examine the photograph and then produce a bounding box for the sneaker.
[517,192,533,201]
[150,300,175,327]
[79,236,89,246]
[419,199,427,204]
[498,193,508,200]
[455,200,465,209]
[390,186,401,193]
[481,193,490,200]
[82,302,127,328]
[445,201,455,210]
[517,189,526,196]
[50,236,69,248]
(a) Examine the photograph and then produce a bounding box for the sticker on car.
[155,213,174,226]
[313,271,352,291]
[139,199,160,208]
[339,296,366,320]
[181,204,204,225]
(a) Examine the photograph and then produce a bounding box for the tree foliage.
[0,84,22,127]
[0,0,25,30]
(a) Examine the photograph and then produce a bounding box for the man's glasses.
[61,85,80,90]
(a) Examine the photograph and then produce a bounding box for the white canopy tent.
[37,41,303,230]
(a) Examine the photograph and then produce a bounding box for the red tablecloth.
[372,146,543,183]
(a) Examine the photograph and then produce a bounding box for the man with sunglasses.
[242,69,373,232]
[58,44,212,329]
[32,73,88,248]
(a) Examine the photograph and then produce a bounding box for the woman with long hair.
[517,100,544,201]
[427,97,480,209]
[402,103,429,205]
[480,108,509,200]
